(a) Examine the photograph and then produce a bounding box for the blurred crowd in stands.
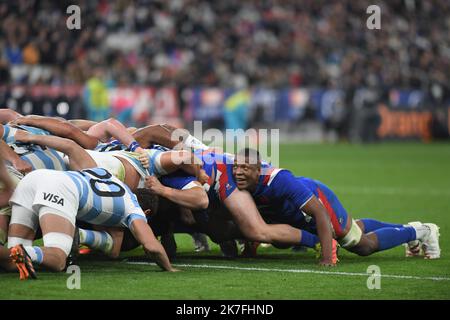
[1,0,448,93]
[0,0,449,140]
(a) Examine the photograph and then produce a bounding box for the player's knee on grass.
[339,219,363,249]
[38,207,76,270]
[42,232,73,271]
[45,247,69,272]
[355,219,366,233]
[346,234,378,256]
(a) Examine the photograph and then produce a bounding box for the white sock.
[7,237,32,248]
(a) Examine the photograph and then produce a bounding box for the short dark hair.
[135,188,159,215]
[236,148,261,165]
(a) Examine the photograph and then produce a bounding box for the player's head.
[134,188,159,217]
[233,148,261,191]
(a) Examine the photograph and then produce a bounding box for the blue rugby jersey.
[160,170,198,190]
[193,150,273,203]
[1,124,67,171]
[64,167,146,228]
[251,168,315,227]
[251,168,349,236]
[192,150,237,202]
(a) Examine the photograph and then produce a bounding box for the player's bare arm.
[130,219,179,272]
[137,149,208,184]
[68,119,99,131]
[12,115,99,149]
[0,109,22,124]
[223,189,305,245]
[86,118,146,153]
[15,132,97,170]
[133,124,208,151]
[301,196,335,266]
[133,124,180,149]
[0,127,32,174]
[144,175,209,210]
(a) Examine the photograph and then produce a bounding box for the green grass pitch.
[1,143,450,300]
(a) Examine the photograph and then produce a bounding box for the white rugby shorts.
[9,170,79,226]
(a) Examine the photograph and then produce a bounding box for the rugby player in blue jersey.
[0,167,178,279]
[148,149,337,265]
[232,148,441,260]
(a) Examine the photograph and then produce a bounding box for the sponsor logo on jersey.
[43,193,65,206]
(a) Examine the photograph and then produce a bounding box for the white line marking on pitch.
[126,262,450,282]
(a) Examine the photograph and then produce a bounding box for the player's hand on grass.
[144,175,165,195]
[168,267,181,272]
[319,258,336,267]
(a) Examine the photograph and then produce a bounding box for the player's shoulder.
[161,170,197,189]
[262,167,294,185]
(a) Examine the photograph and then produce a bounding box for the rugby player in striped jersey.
[233,148,441,261]
[0,167,179,279]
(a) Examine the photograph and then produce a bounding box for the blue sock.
[374,227,416,251]
[79,228,113,254]
[24,246,43,264]
[299,230,319,248]
[360,218,404,233]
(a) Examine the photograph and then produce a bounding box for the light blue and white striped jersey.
[2,124,67,171]
[64,167,146,228]
[109,145,168,178]
[94,139,126,152]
